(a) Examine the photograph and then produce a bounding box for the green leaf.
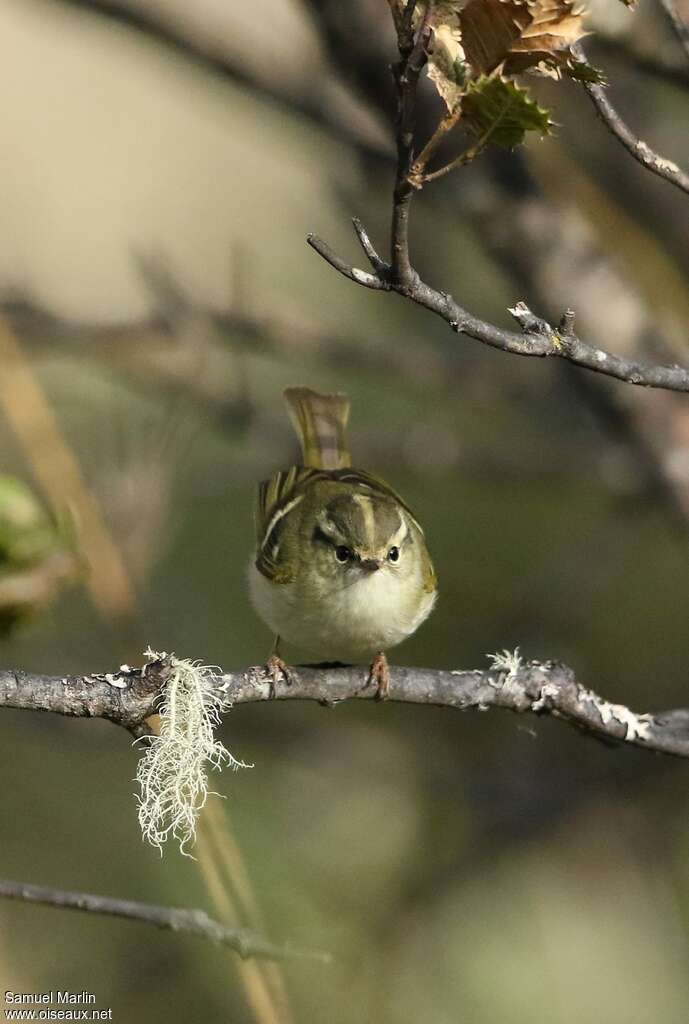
[0,475,56,567]
[566,58,608,85]
[462,76,553,149]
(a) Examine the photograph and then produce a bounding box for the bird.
[248,387,437,699]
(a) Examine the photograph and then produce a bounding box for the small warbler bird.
[249,387,437,698]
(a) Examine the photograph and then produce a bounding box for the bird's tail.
[283,387,351,470]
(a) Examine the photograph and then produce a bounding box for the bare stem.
[410,107,463,185]
[0,878,330,964]
[421,96,514,183]
[574,44,689,196]
[308,221,689,394]
[390,3,434,285]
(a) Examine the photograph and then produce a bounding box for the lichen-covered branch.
[3,655,689,759]
[0,661,165,737]
[0,878,330,964]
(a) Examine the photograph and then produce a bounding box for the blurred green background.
[2,1,689,1022]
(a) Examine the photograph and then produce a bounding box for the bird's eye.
[387,546,400,563]
[335,545,352,563]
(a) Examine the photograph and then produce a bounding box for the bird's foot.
[367,651,391,702]
[264,654,295,698]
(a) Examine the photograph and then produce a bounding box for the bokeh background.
[1,1,689,1021]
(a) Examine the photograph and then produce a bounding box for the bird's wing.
[254,465,323,582]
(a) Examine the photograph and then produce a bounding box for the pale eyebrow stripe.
[388,510,409,549]
[352,493,375,547]
[316,509,345,540]
[260,493,305,550]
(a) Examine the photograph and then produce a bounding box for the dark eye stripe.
[312,526,335,547]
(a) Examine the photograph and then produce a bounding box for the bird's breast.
[248,562,436,662]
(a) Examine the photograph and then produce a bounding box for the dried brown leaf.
[427,5,467,111]
[459,0,587,77]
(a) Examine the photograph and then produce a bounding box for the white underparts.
[248,559,436,662]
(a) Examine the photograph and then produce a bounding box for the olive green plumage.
[249,388,437,664]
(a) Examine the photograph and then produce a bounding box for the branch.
[391,2,434,284]
[298,236,386,291]
[300,1,689,539]
[306,14,689,394]
[0,878,330,964]
[0,661,166,737]
[3,655,689,758]
[59,0,689,201]
[307,225,689,393]
[55,1,689,395]
[574,45,689,196]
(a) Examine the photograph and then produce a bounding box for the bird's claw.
[265,654,295,698]
[367,651,391,702]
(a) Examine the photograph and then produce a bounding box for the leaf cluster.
[391,0,606,155]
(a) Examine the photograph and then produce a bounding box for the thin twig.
[410,107,463,184]
[573,45,689,196]
[421,98,513,183]
[307,224,689,393]
[301,0,689,545]
[391,3,434,284]
[0,878,330,964]
[304,235,388,290]
[351,218,389,275]
[3,656,689,759]
[401,0,419,46]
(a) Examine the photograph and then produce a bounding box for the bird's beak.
[360,558,382,573]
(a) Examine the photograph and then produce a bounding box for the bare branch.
[0,878,330,964]
[3,656,689,759]
[391,3,435,285]
[0,660,166,736]
[351,218,389,275]
[308,224,689,393]
[59,1,689,393]
[574,45,689,196]
[300,0,689,536]
[305,14,689,393]
[304,235,387,290]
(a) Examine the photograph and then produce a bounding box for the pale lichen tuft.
[487,647,523,677]
[135,650,251,856]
